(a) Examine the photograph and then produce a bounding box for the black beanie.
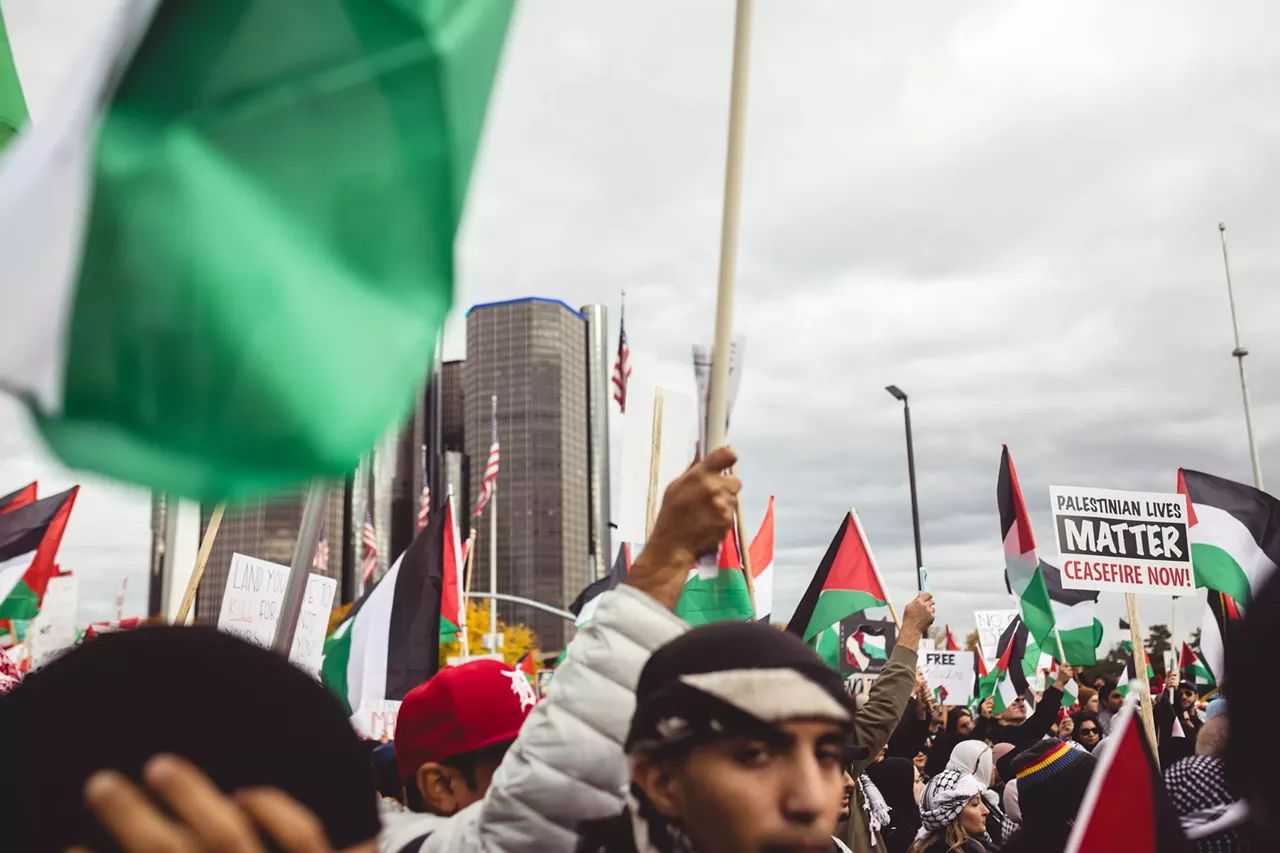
[626,620,864,758]
[1012,739,1096,832]
[0,626,379,852]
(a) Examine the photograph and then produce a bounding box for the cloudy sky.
[4,0,1278,650]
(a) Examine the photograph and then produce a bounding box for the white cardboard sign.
[975,609,1018,669]
[1050,486,1194,595]
[29,575,78,669]
[217,553,336,675]
[921,650,976,705]
[289,575,337,677]
[351,700,401,741]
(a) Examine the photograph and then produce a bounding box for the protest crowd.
[0,2,1273,853]
[0,446,1271,853]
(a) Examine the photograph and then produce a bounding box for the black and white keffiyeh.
[857,773,892,846]
[916,769,985,840]
[1164,755,1249,853]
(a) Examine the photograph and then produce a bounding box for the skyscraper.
[466,298,590,650]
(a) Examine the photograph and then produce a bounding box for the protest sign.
[217,554,291,648]
[29,575,78,669]
[288,574,337,677]
[975,609,1018,668]
[692,337,745,453]
[1050,486,1194,595]
[838,616,896,676]
[351,700,401,741]
[921,650,976,705]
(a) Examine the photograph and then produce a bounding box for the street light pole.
[1218,223,1264,491]
[886,385,923,578]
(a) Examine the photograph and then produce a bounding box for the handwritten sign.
[289,575,337,677]
[1050,486,1195,595]
[921,650,976,705]
[975,609,1018,669]
[351,700,401,742]
[30,575,79,669]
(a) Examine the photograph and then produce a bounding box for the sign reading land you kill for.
[1049,486,1194,595]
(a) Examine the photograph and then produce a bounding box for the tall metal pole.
[902,400,923,574]
[1218,223,1264,490]
[271,479,329,656]
[488,394,499,652]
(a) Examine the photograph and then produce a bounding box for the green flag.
[0,8,26,151]
[0,0,513,500]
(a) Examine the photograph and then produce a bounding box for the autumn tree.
[439,600,541,671]
[964,631,980,654]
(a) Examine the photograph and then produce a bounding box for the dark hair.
[1072,712,1101,741]
[404,739,514,813]
[945,707,973,735]
[1101,681,1120,698]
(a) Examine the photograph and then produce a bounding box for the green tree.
[1145,624,1172,675]
[1189,627,1202,650]
[965,630,981,654]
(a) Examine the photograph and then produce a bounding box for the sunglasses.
[1079,727,1099,735]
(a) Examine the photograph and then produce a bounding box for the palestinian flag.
[845,629,889,672]
[517,651,536,682]
[0,483,36,515]
[747,496,775,621]
[322,504,447,716]
[0,0,513,501]
[675,528,755,626]
[1199,589,1240,686]
[944,624,960,651]
[0,488,79,620]
[989,617,1039,714]
[1039,559,1104,666]
[1064,694,1188,853]
[1178,469,1280,606]
[439,495,464,641]
[1049,659,1080,708]
[1118,634,1156,696]
[0,7,26,150]
[1179,642,1215,691]
[933,685,949,704]
[569,543,631,627]
[999,448,1057,650]
[788,511,889,650]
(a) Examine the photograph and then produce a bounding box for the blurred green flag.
[0,8,28,150]
[0,0,513,500]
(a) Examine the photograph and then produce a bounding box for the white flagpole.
[487,395,499,655]
[704,0,755,453]
[1217,223,1264,490]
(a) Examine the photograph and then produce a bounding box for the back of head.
[0,626,379,852]
[947,740,994,788]
[1012,739,1096,842]
[1076,685,1096,708]
[1229,572,1280,845]
[1196,716,1229,758]
[1164,755,1248,853]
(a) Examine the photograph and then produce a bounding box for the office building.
[465,298,591,650]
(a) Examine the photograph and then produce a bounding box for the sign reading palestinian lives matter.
[216,553,337,675]
[838,616,896,677]
[975,609,1018,668]
[1050,486,1195,595]
[921,650,976,705]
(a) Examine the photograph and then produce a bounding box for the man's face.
[635,720,848,853]
[1178,687,1197,710]
[997,697,1029,723]
[1106,690,1124,711]
[840,768,855,821]
[956,714,974,736]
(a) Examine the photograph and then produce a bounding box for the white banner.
[1050,486,1194,595]
[217,553,336,676]
[288,575,337,677]
[29,575,78,669]
[921,650,976,705]
[975,609,1018,669]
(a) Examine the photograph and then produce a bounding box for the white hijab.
[947,741,994,788]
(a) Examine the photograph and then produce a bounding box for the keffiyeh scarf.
[916,769,985,840]
[1163,755,1249,853]
[858,773,892,846]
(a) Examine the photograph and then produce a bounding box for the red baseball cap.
[394,659,537,782]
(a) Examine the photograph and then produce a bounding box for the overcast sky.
[4,0,1278,650]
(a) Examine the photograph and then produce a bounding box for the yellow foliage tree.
[439,599,541,671]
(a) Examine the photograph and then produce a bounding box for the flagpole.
[850,507,900,630]
[1217,223,1264,490]
[174,502,226,624]
[1124,593,1160,764]
[272,480,329,656]
[487,395,499,654]
[644,388,665,539]
[705,0,755,454]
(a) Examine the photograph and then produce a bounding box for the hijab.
[867,757,922,838]
[948,741,995,788]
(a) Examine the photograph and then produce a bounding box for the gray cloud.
[5,0,1277,650]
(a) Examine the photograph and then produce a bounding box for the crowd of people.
[0,446,1270,852]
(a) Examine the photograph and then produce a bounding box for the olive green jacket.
[838,644,920,853]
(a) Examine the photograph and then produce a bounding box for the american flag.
[472,417,500,518]
[313,537,329,571]
[361,508,379,582]
[611,301,631,412]
[416,473,431,532]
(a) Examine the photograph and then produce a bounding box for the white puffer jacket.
[380,584,687,853]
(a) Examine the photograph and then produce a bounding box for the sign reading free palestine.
[1050,485,1195,595]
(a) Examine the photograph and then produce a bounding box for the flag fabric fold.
[0,483,37,515]
[611,298,631,412]
[472,416,500,518]
[0,7,27,150]
[1178,468,1280,606]
[322,506,447,716]
[0,0,514,500]
[569,544,631,627]
[0,487,79,620]
[1179,642,1215,691]
[747,496,775,622]
[788,511,889,649]
[674,529,754,627]
[988,616,1039,714]
[439,495,464,641]
[999,447,1058,653]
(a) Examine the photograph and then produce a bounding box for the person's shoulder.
[378,808,449,853]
